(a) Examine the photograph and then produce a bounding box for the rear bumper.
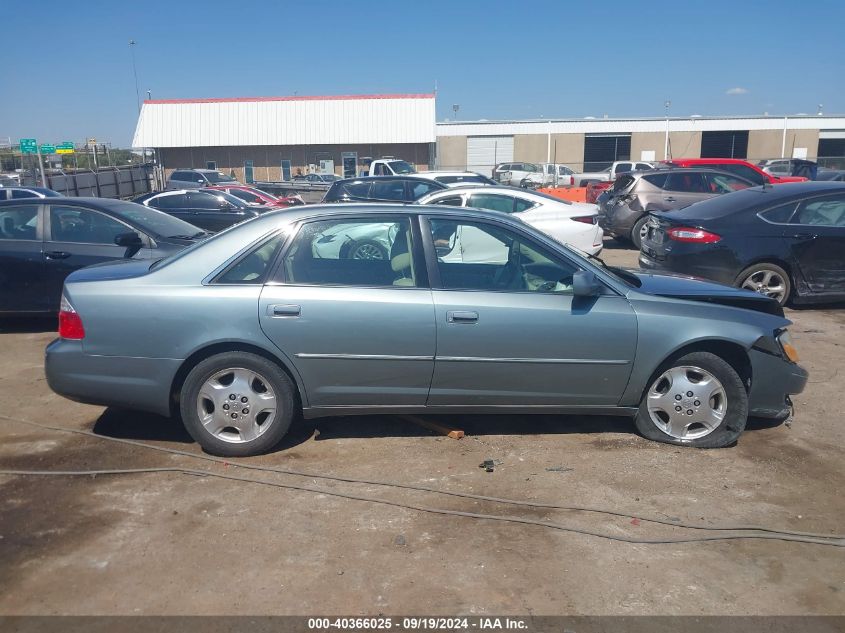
[45,338,180,417]
[747,348,808,419]
[638,249,739,287]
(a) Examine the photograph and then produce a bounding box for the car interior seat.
[390,226,415,286]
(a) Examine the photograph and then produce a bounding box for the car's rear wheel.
[736,263,791,306]
[630,216,649,250]
[634,351,747,448]
[180,352,295,456]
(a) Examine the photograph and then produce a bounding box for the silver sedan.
[46,204,807,456]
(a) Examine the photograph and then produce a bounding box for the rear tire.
[735,262,791,306]
[180,352,295,457]
[630,216,649,250]
[634,351,748,448]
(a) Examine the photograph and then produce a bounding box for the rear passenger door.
[787,194,845,295]
[661,172,711,209]
[258,215,436,407]
[0,204,46,312]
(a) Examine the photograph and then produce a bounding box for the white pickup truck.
[366,158,417,176]
[570,161,655,187]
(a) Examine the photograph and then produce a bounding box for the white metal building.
[132,93,437,182]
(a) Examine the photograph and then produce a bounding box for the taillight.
[58,294,85,340]
[666,227,721,243]
[572,215,598,225]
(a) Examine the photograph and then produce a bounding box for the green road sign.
[56,142,75,154]
[40,144,56,154]
[19,138,37,154]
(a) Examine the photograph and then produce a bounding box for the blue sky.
[3,0,844,147]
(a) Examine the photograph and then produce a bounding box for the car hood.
[626,269,784,316]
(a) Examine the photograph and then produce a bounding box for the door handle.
[664,196,676,202]
[791,233,817,240]
[447,310,478,324]
[268,304,301,317]
[44,251,71,260]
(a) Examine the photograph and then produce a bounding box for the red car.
[204,185,304,208]
[661,158,806,185]
[586,180,613,204]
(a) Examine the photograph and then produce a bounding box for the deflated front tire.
[634,351,748,448]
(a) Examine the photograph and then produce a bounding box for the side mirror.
[115,231,143,258]
[572,270,601,297]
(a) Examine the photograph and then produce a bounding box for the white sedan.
[416,186,604,255]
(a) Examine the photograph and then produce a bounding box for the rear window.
[612,174,637,192]
[642,173,668,188]
[435,175,487,184]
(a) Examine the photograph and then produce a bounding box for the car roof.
[333,175,447,184]
[665,158,755,165]
[421,185,531,195]
[416,171,485,177]
[628,167,756,180]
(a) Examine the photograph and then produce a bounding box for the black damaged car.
[639,182,845,306]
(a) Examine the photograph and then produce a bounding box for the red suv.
[661,158,807,185]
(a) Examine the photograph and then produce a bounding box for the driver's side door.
[422,216,638,407]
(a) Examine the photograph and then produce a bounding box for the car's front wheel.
[634,351,748,448]
[180,352,296,456]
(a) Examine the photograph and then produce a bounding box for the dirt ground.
[0,241,843,616]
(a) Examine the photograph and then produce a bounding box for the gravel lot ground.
[0,240,843,616]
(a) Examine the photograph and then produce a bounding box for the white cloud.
[725,87,749,95]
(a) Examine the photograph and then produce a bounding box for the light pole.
[129,40,141,114]
[452,104,460,118]
[664,100,671,160]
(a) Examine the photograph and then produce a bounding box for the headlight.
[777,330,800,363]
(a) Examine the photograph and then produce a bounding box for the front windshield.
[204,171,237,184]
[388,160,416,174]
[105,200,207,239]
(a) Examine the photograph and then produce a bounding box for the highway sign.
[56,142,75,154]
[19,138,37,154]
[40,144,56,154]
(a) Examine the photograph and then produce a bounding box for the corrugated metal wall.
[133,95,436,148]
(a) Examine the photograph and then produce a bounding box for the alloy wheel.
[741,269,787,303]
[351,243,385,260]
[646,365,727,440]
[196,367,278,443]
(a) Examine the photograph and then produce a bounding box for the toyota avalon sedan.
[46,204,807,457]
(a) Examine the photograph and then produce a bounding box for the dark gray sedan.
[45,204,807,456]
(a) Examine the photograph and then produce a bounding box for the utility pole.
[129,40,141,113]
[664,100,672,160]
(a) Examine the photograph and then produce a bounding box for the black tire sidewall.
[180,352,295,457]
[634,351,748,448]
[736,263,792,306]
[631,216,649,250]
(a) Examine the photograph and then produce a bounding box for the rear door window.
[469,193,517,213]
[665,172,708,193]
[795,195,845,226]
[371,180,407,201]
[408,181,442,200]
[0,206,39,240]
[615,162,633,173]
[706,173,753,194]
[149,193,187,209]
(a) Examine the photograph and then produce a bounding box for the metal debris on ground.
[545,466,574,473]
